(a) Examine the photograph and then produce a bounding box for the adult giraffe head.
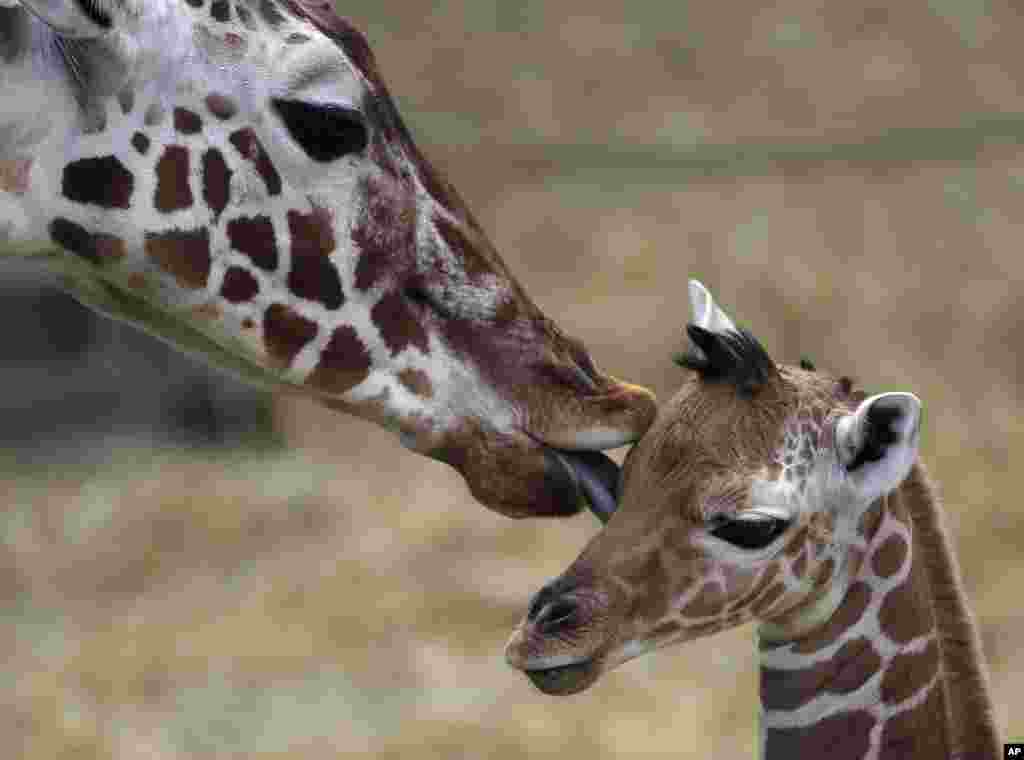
[0,0,656,517]
[507,282,999,758]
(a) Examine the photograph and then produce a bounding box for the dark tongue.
[555,449,620,524]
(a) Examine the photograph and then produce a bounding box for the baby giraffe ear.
[688,280,737,336]
[835,393,922,504]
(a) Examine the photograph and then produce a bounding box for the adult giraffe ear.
[835,393,922,504]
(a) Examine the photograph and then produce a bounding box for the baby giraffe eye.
[708,511,790,550]
[271,99,369,163]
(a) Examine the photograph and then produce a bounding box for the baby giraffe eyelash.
[708,508,792,550]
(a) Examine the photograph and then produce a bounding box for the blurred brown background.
[4,0,1023,757]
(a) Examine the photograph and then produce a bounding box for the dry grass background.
[4,0,1024,756]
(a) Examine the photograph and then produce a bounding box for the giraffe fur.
[507,281,1000,758]
[0,0,657,518]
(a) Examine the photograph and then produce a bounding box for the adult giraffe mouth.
[543,448,621,524]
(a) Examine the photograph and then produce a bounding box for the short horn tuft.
[676,325,775,396]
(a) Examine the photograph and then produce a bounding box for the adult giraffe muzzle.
[0,0,655,517]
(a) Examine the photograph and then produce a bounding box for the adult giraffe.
[507,281,1000,758]
[0,0,655,517]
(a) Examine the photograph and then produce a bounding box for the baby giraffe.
[507,281,999,758]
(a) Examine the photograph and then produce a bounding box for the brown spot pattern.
[173,108,203,135]
[154,146,194,213]
[879,580,933,644]
[220,267,259,303]
[871,534,908,579]
[202,149,231,221]
[62,156,134,209]
[398,368,433,398]
[287,207,343,310]
[761,637,881,711]
[877,682,947,756]
[306,326,372,394]
[145,228,211,290]
[229,128,281,196]
[227,215,278,271]
[49,218,126,265]
[881,639,939,705]
[205,93,238,120]
[263,303,317,369]
[371,289,430,356]
[764,710,875,759]
[794,581,871,654]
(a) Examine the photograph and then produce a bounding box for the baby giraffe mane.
[897,465,1000,756]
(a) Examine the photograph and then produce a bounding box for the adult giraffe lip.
[544,448,621,524]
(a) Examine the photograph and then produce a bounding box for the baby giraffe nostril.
[534,598,582,635]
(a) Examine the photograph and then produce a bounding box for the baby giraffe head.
[506,280,922,695]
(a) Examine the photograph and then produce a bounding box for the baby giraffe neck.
[757,465,999,759]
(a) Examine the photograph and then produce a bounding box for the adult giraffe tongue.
[548,449,620,524]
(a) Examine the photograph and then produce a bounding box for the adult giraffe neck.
[757,465,998,759]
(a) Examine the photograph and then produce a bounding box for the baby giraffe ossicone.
[506,281,999,759]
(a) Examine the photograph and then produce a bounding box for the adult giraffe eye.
[709,513,790,550]
[271,99,369,163]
